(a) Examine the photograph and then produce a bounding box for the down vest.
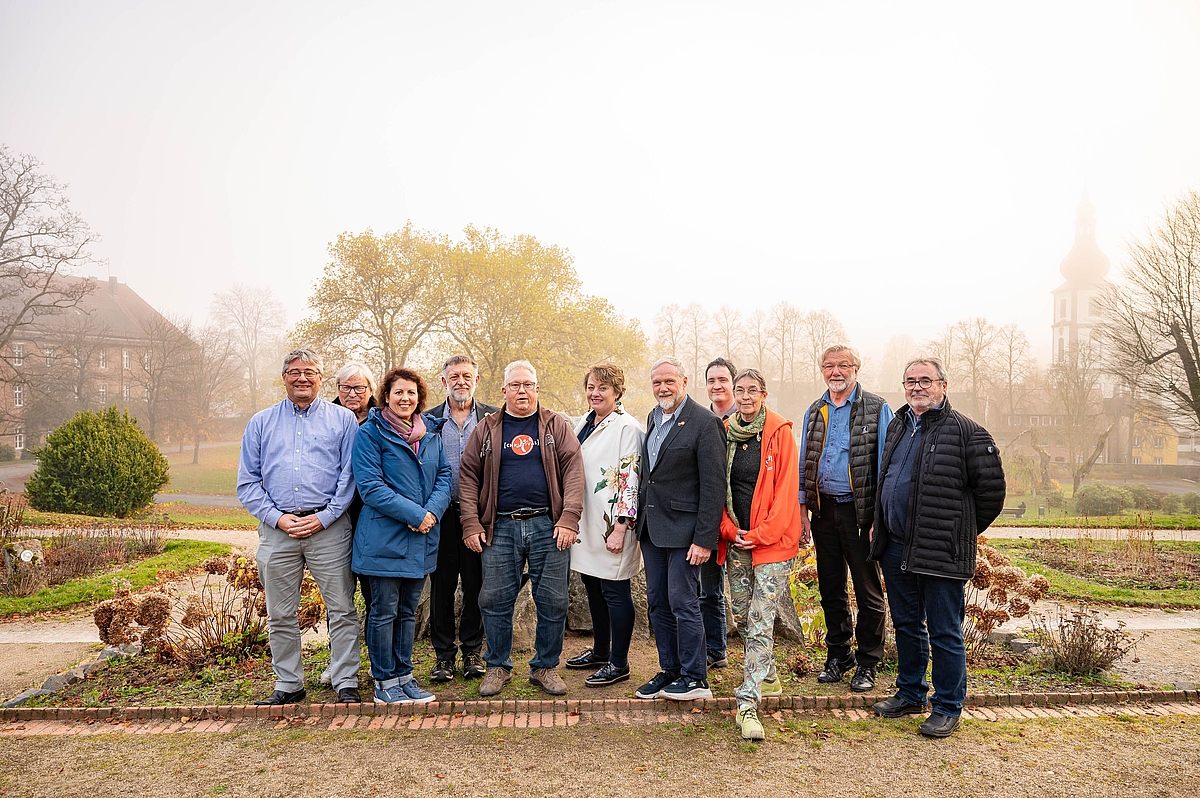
[868,399,1005,580]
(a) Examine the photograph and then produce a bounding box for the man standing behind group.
[460,360,585,697]
[799,345,893,693]
[634,357,727,701]
[426,355,499,683]
[700,357,736,669]
[237,349,361,705]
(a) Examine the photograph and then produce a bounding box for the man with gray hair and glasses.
[238,349,362,705]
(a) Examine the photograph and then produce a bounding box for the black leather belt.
[819,493,856,505]
[293,506,327,517]
[497,507,548,520]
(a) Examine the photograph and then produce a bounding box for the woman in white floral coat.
[565,363,646,687]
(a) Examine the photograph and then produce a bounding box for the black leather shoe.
[566,648,608,670]
[585,663,631,687]
[816,655,856,684]
[919,712,960,737]
[849,665,877,693]
[336,687,361,704]
[872,695,928,718]
[255,688,306,706]
[430,659,456,683]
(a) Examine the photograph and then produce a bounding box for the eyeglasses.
[821,362,856,372]
[284,369,321,380]
[506,382,537,392]
[338,384,369,395]
[733,387,763,397]
[902,377,942,389]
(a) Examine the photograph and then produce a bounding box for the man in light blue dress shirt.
[238,348,361,705]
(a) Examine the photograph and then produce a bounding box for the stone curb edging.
[2,689,1196,723]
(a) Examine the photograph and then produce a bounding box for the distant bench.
[999,503,1027,518]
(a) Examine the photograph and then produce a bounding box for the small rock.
[117,643,143,656]
[989,630,1018,646]
[98,647,124,660]
[1010,637,1038,654]
[81,660,108,676]
[40,672,78,692]
[2,688,53,708]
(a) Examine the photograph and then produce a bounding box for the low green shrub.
[0,444,15,462]
[24,407,169,518]
[1073,483,1126,516]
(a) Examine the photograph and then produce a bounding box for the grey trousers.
[256,515,359,691]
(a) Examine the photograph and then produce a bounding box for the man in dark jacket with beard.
[869,357,1005,738]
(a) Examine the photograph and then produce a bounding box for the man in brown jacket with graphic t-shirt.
[459,360,585,698]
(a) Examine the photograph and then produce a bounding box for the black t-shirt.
[497,411,551,513]
[730,434,762,529]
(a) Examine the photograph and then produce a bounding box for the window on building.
[13,385,23,408]
[12,343,24,367]
[122,384,130,401]
[1133,436,1141,447]
[1042,416,1052,426]
[1155,457,1164,465]
[122,349,130,370]
[1155,436,1165,449]
[73,385,79,401]
[98,384,107,404]
[1133,456,1142,465]
[1057,338,1065,362]
[1054,416,1064,426]
[45,347,55,367]
[1089,297,1102,317]
[1059,299,1067,320]
[14,429,24,451]
[99,350,107,369]
[1031,416,1040,426]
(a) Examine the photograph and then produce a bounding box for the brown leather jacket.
[458,405,585,543]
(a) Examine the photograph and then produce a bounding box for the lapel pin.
[678,421,686,426]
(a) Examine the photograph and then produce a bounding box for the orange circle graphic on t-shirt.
[510,434,535,455]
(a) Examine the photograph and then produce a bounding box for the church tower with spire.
[1052,192,1111,364]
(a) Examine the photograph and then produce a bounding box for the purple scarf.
[381,407,426,455]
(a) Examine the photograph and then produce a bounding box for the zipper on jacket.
[900,414,933,572]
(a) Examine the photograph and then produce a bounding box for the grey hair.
[733,368,767,392]
[904,357,948,382]
[650,356,686,379]
[820,344,862,369]
[282,348,324,374]
[442,354,478,374]
[334,361,377,393]
[503,360,538,385]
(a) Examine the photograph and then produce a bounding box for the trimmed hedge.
[24,407,169,518]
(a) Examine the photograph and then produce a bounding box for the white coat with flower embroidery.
[570,408,645,580]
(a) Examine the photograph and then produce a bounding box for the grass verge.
[993,539,1200,608]
[0,540,231,617]
[23,503,257,530]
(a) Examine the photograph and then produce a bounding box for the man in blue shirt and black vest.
[798,344,893,694]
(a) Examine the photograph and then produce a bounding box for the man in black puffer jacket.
[868,357,1005,738]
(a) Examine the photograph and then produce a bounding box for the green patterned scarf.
[725,406,766,528]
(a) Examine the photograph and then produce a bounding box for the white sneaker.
[319,667,332,686]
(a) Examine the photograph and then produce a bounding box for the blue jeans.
[478,515,569,671]
[642,536,706,681]
[880,540,968,717]
[698,552,727,660]
[365,575,425,685]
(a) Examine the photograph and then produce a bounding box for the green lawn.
[994,491,1200,529]
[0,539,231,617]
[24,503,257,530]
[992,538,1200,609]
[162,443,240,496]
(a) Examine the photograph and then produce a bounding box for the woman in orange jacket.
[718,368,802,741]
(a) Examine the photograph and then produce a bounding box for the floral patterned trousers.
[726,548,794,708]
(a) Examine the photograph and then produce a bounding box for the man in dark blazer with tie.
[634,356,728,701]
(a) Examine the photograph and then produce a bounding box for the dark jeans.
[880,539,968,718]
[579,573,635,669]
[811,498,887,666]
[478,514,569,671]
[698,552,727,660]
[641,536,706,681]
[428,503,484,660]
[365,575,425,684]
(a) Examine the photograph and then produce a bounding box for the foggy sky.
[2,0,1199,368]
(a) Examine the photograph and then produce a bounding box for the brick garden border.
[3,689,1196,723]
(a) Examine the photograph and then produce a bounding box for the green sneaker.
[737,705,765,741]
[760,678,782,697]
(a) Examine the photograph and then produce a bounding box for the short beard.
[449,393,473,410]
[657,394,682,413]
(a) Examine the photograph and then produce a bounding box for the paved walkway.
[3,699,1197,738]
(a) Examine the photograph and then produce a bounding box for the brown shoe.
[478,667,512,697]
[529,667,567,696]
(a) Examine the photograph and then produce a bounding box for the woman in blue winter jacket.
[352,366,452,704]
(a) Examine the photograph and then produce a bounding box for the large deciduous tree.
[295,224,454,374]
[210,283,286,414]
[1103,189,1200,428]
